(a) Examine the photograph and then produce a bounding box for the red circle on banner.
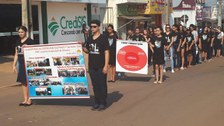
[117,45,147,71]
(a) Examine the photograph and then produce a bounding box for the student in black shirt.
[185,29,195,67]
[13,26,34,106]
[172,24,182,70]
[106,24,117,83]
[212,27,223,57]
[164,24,175,73]
[150,27,167,84]
[207,27,214,60]
[132,27,146,41]
[126,29,133,40]
[199,26,210,62]
[83,20,109,111]
[148,28,157,77]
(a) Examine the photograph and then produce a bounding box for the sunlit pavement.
[0,56,224,126]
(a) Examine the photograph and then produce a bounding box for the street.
[0,56,224,126]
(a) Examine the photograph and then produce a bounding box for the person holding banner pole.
[106,24,117,83]
[13,26,34,106]
[83,20,109,111]
[150,27,167,84]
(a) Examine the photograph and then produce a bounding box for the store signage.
[47,3,87,43]
[48,16,86,36]
[196,6,203,21]
[144,2,165,15]
[118,4,146,16]
[173,0,195,10]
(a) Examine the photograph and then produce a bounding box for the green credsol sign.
[48,16,86,36]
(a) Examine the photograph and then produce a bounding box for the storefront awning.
[33,0,106,3]
[119,16,152,20]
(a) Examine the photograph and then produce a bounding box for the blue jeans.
[164,46,174,70]
[173,45,181,68]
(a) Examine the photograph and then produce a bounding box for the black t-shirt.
[151,36,167,56]
[185,34,194,47]
[15,37,34,57]
[86,34,109,69]
[164,32,172,46]
[200,32,209,44]
[172,31,181,46]
[108,34,117,50]
[126,34,133,40]
[132,34,146,41]
[180,31,186,41]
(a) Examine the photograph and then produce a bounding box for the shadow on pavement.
[0,56,13,64]
[32,91,123,107]
[119,76,151,82]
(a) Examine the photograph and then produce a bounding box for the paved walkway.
[0,55,224,126]
[0,55,18,88]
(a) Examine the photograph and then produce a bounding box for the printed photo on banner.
[58,67,85,77]
[53,56,80,66]
[29,78,62,86]
[26,58,50,67]
[62,83,88,95]
[35,86,52,96]
[27,68,52,76]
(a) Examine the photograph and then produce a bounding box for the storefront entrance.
[0,4,39,55]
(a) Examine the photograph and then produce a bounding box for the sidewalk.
[0,55,18,88]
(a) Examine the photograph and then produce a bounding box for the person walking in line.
[106,24,117,83]
[132,27,146,41]
[180,30,187,70]
[13,26,34,106]
[199,26,210,62]
[213,27,223,57]
[126,29,133,40]
[163,24,175,73]
[172,24,182,71]
[143,29,150,42]
[150,27,167,84]
[207,27,214,61]
[83,20,109,111]
[185,29,195,68]
[149,28,157,77]
[190,24,200,64]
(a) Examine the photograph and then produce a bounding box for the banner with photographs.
[23,42,89,99]
[116,40,148,75]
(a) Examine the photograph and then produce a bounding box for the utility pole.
[165,0,171,25]
[218,0,223,27]
[21,0,33,39]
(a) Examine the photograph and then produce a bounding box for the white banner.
[23,42,89,99]
[116,40,148,75]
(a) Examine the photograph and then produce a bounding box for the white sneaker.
[151,74,155,77]
[171,69,175,73]
[180,67,184,70]
[163,69,166,73]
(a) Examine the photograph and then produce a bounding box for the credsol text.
[60,16,86,35]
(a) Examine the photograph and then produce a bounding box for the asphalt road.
[0,56,224,126]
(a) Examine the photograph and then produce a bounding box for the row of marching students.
[103,24,224,84]
[148,24,224,84]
